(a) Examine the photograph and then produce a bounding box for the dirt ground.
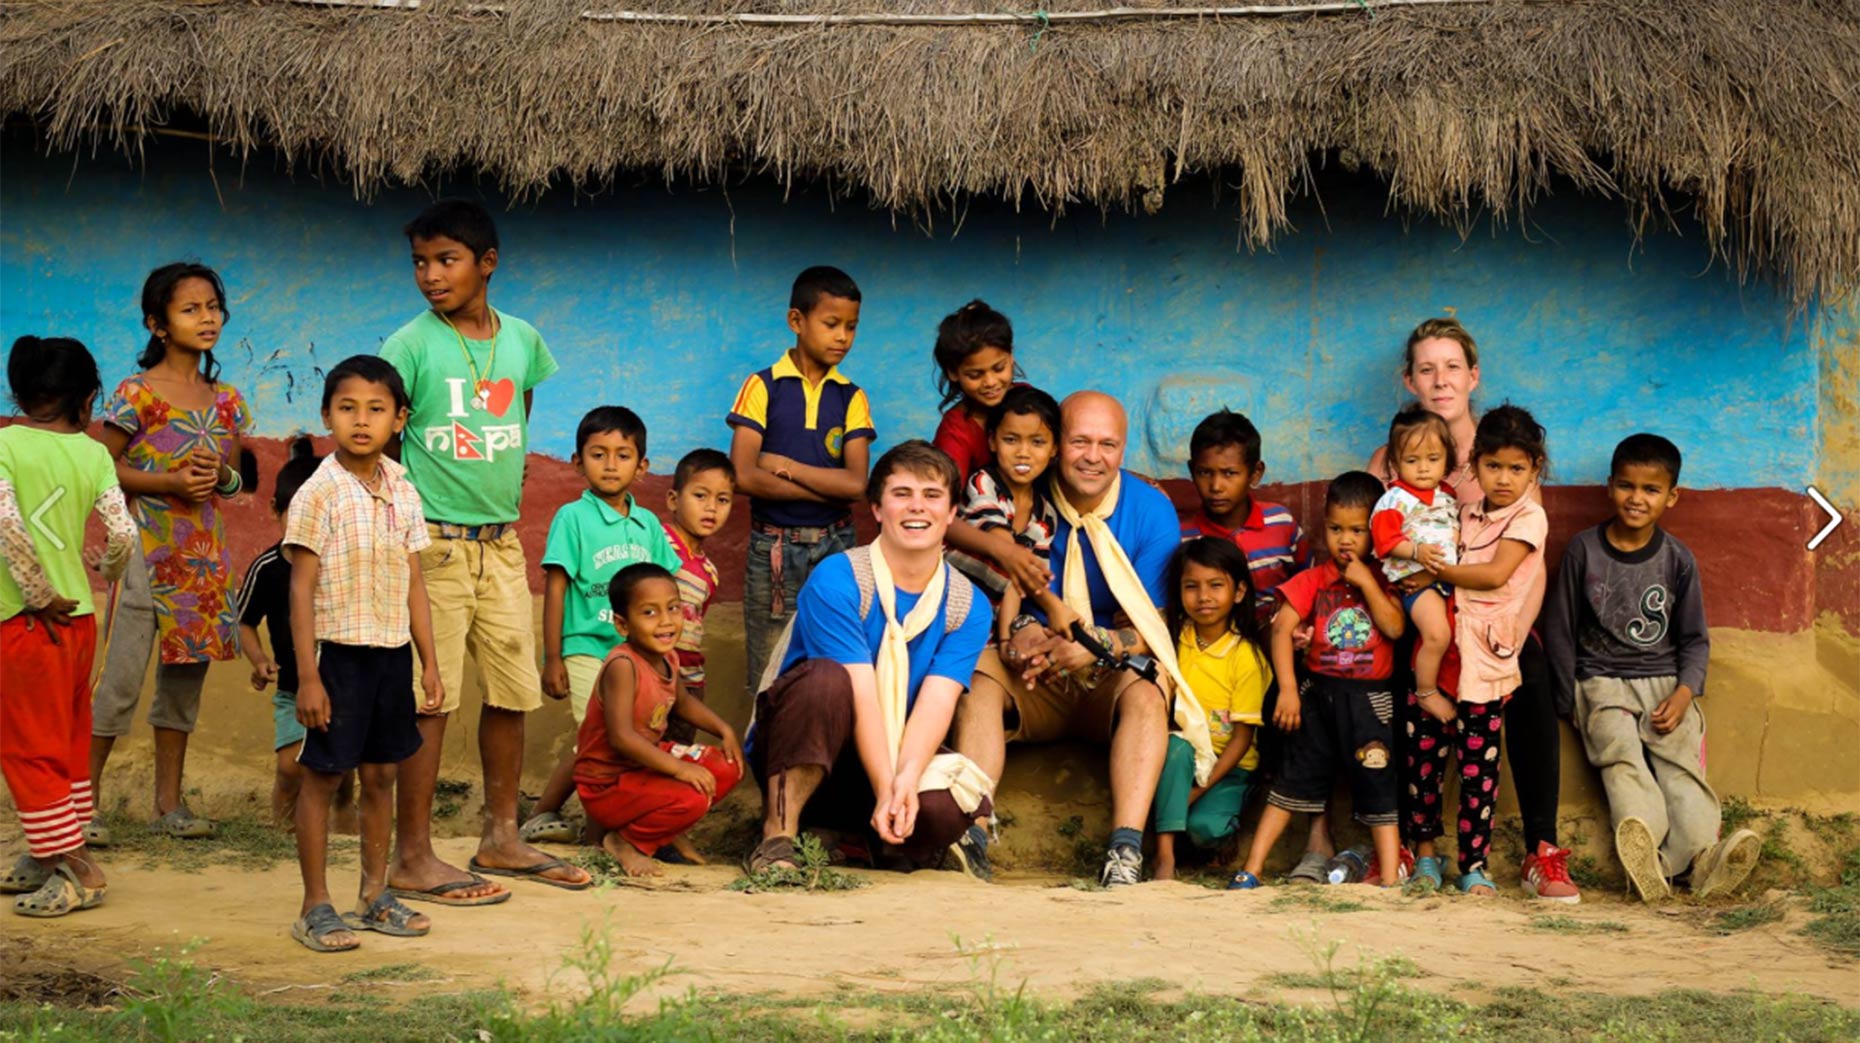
[4,833,1856,1012]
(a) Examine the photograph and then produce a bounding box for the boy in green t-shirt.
[379,200,591,902]
[519,407,679,844]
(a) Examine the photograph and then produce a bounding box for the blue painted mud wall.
[0,138,1828,491]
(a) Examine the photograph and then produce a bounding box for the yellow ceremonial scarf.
[867,541,995,813]
[1053,472,1216,784]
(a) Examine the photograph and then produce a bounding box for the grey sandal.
[82,821,112,848]
[0,853,51,895]
[12,864,105,918]
[344,893,430,937]
[519,811,578,845]
[149,807,216,839]
[293,903,359,952]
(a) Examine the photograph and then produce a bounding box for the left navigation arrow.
[28,486,69,551]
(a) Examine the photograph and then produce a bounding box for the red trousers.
[0,614,98,858]
[577,743,742,854]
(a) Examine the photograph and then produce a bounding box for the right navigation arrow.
[1807,486,1844,551]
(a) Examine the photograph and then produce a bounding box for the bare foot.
[473,840,593,888]
[603,833,662,877]
[1152,859,1177,882]
[669,835,708,865]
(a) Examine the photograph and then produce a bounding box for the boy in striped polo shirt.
[726,266,877,696]
[1180,410,1310,623]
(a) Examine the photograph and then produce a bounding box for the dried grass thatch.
[3,0,1858,303]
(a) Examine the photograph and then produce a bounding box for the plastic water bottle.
[1324,847,1370,885]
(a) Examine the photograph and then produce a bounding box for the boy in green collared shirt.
[521,407,679,843]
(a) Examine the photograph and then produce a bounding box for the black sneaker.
[948,824,993,882]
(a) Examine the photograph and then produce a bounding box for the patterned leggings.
[1401,694,1506,876]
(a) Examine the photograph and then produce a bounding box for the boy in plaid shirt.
[284,357,444,952]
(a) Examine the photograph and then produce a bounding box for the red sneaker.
[1363,845,1415,886]
[1521,841,1582,904]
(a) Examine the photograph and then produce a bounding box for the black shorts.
[298,643,422,775]
[1266,674,1398,827]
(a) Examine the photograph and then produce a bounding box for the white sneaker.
[1099,845,1143,889]
[1692,829,1762,899]
[1615,817,1671,903]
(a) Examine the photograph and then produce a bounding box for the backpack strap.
[846,545,876,620]
[942,567,974,636]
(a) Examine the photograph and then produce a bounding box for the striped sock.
[20,799,82,859]
[71,779,95,826]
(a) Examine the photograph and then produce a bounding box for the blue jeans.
[743,521,856,698]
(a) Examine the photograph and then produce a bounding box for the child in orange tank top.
[573,563,743,877]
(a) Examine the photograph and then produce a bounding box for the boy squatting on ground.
[1543,433,1760,902]
[727,265,876,699]
[1233,471,1407,890]
[284,356,445,953]
[380,199,591,900]
[519,407,680,846]
[658,449,737,748]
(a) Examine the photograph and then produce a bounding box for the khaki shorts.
[414,528,543,714]
[564,653,605,724]
[972,646,1161,745]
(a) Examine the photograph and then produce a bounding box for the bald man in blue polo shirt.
[953,392,1180,887]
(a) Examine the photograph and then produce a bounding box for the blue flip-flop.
[1227,870,1263,890]
[1412,856,1445,891]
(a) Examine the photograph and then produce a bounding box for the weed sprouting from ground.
[432,777,473,820]
[728,833,866,893]
[1720,795,1761,833]
[1529,915,1628,935]
[112,941,238,1043]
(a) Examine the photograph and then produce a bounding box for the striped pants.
[1,614,98,858]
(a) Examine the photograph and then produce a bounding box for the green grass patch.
[93,809,349,873]
[5,931,1860,1043]
[1799,847,1860,957]
[1528,914,1629,935]
[1268,888,1371,914]
[338,963,444,985]
[1712,902,1785,934]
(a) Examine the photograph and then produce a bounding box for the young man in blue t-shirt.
[743,441,990,877]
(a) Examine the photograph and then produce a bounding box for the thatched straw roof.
[4,0,1858,303]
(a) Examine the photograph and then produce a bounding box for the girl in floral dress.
[86,263,253,844]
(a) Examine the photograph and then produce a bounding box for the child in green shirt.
[521,407,679,844]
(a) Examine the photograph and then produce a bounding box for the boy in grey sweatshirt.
[1543,433,1758,903]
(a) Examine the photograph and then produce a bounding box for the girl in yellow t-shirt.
[1152,538,1272,881]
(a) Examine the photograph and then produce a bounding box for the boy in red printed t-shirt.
[1179,410,1309,627]
[659,449,736,750]
[1231,471,1406,890]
